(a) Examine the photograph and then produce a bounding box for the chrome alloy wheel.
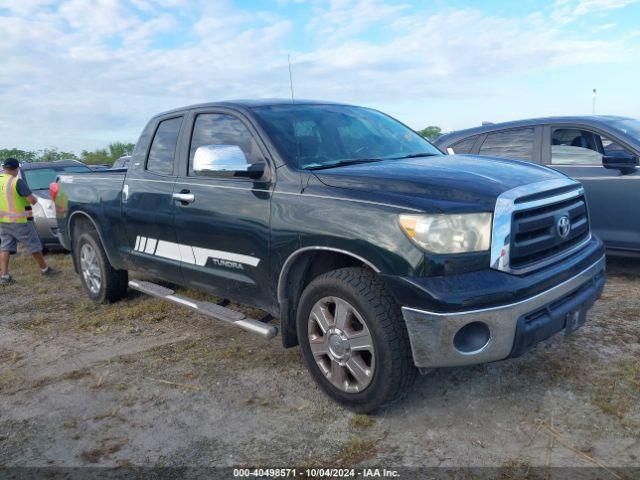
[308,296,375,393]
[80,243,101,295]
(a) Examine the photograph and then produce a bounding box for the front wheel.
[296,268,416,412]
[75,231,128,303]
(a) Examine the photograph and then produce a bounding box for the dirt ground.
[0,250,638,475]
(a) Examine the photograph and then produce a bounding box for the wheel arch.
[68,210,117,270]
[277,247,381,348]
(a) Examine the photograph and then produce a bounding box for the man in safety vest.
[1,158,58,285]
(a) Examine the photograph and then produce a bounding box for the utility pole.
[592,88,597,115]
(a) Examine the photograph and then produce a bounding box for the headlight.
[399,213,492,254]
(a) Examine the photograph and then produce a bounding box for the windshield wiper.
[305,158,384,170]
[305,153,438,170]
[390,153,439,159]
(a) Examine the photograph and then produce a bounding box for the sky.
[1,0,639,153]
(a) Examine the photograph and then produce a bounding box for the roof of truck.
[155,99,351,117]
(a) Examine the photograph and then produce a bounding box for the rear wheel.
[75,231,128,303]
[297,267,416,412]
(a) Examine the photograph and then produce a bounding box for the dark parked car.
[111,155,131,169]
[19,160,92,248]
[54,101,604,412]
[434,116,640,257]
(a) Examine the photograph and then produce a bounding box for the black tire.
[296,267,416,413]
[74,230,128,303]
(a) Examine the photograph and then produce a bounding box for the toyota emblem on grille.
[557,215,571,239]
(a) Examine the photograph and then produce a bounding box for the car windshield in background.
[22,165,90,190]
[252,104,441,169]
[610,118,640,143]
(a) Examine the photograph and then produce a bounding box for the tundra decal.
[133,236,259,268]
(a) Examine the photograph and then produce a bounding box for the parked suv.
[54,101,605,412]
[434,116,640,257]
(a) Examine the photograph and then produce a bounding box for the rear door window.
[146,117,182,175]
[449,135,479,154]
[479,127,535,161]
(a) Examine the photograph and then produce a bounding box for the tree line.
[416,126,442,140]
[0,142,135,166]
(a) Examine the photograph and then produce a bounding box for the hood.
[313,155,565,211]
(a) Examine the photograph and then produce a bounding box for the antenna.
[288,54,295,104]
[592,88,597,115]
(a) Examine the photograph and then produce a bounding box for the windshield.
[22,165,90,190]
[610,118,640,143]
[252,104,441,169]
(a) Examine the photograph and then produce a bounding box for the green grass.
[0,370,27,392]
[334,436,379,466]
[349,414,375,430]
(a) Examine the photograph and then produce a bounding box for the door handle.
[173,191,195,204]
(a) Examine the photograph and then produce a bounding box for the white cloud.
[292,6,629,101]
[552,0,637,23]
[593,22,617,31]
[0,0,637,152]
[574,0,638,15]
[307,0,410,39]
[58,0,132,35]
[0,0,57,15]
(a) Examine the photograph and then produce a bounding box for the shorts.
[0,222,43,254]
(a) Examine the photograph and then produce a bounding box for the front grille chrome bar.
[490,178,589,274]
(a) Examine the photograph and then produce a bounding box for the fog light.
[453,321,491,354]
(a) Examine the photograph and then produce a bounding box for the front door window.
[550,128,634,165]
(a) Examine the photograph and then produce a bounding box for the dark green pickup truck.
[55,100,606,412]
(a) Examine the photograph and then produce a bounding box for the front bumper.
[401,255,605,369]
[33,216,60,246]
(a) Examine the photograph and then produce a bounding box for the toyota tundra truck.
[53,100,606,412]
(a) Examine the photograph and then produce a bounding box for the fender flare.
[67,210,118,266]
[276,246,381,304]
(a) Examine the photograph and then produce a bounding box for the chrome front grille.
[510,194,589,269]
[491,179,591,274]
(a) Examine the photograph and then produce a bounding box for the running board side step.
[128,280,278,340]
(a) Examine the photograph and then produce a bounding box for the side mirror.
[193,144,250,176]
[603,155,639,173]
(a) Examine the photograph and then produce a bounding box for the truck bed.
[55,169,128,260]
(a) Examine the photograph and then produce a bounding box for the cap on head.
[2,158,19,170]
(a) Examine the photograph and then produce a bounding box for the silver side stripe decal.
[144,238,158,254]
[133,236,260,267]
